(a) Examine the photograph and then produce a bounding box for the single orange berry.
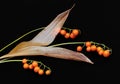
[90,45,97,51]
[32,61,38,67]
[64,33,70,39]
[22,58,27,64]
[34,66,40,73]
[45,70,51,75]
[72,29,79,36]
[97,46,103,52]
[29,64,33,70]
[86,46,91,52]
[38,69,44,75]
[77,46,82,52]
[85,41,91,47]
[98,49,104,56]
[103,50,110,57]
[70,33,76,39]
[23,63,29,69]
[60,29,66,35]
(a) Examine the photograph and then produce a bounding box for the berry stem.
[63,27,73,32]
[49,42,85,47]
[90,41,111,50]
[0,59,51,70]
[0,59,22,63]
[62,27,71,30]
[49,41,112,54]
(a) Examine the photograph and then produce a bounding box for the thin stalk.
[49,42,85,47]
[90,41,111,50]
[49,41,112,53]
[0,59,51,70]
[0,27,45,52]
[0,59,22,63]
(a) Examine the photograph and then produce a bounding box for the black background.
[0,0,119,83]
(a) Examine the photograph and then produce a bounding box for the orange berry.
[29,64,33,70]
[85,41,91,47]
[98,49,104,56]
[45,70,51,75]
[77,46,82,52]
[60,29,66,35]
[23,63,29,69]
[70,33,76,39]
[90,45,97,51]
[38,69,44,75]
[32,61,38,67]
[22,58,27,64]
[97,46,103,52]
[72,29,79,36]
[64,33,70,39]
[103,50,110,57]
[86,46,91,52]
[34,66,40,73]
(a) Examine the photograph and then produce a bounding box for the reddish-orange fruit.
[70,33,76,39]
[97,46,103,52]
[29,64,33,70]
[45,70,51,75]
[23,63,29,69]
[34,66,40,73]
[72,29,79,36]
[22,58,27,64]
[86,46,91,52]
[60,29,66,35]
[64,33,70,39]
[98,49,104,56]
[38,69,44,75]
[90,45,97,51]
[103,50,110,57]
[85,41,91,47]
[32,61,38,67]
[77,46,82,52]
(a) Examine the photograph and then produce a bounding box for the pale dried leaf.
[30,5,74,46]
[0,46,93,64]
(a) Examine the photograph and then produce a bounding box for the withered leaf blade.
[30,6,74,46]
[0,46,93,64]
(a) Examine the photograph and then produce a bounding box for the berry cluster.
[22,58,51,76]
[0,26,112,76]
[60,28,80,39]
[76,41,112,57]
